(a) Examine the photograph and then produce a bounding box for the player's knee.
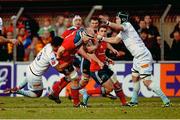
[105,87,113,94]
[143,80,152,88]
[32,90,43,97]
[132,72,140,82]
[113,81,122,91]
[81,73,90,81]
[79,79,89,89]
[110,74,118,84]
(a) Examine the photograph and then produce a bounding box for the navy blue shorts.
[90,65,114,85]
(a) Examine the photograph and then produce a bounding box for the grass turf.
[0,97,179,119]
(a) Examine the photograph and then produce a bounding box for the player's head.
[97,25,107,37]
[72,15,82,28]
[89,16,100,30]
[81,28,95,44]
[116,11,129,24]
[51,36,63,50]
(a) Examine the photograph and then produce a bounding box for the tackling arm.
[108,22,124,31]
[54,62,71,72]
[57,46,65,59]
[77,46,91,61]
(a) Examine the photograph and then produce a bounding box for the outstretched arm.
[99,16,124,31]
[88,53,104,69]
[97,35,121,44]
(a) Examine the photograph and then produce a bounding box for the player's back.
[29,44,53,75]
[120,22,150,57]
[61,26,78,39]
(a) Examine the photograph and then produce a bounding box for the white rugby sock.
[131,81,140,103]
[17,90,38,97]
[148,82,170,104]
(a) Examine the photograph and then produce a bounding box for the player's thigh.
[81,58,91,76]
[102,79,114,94]
[132,58,140,82]
[90,65,114,85]
[139,60,152,76]
[27,74,43,91]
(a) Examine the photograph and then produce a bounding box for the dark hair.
[90,16,100,23]
[51,36,63,47]
[116,11,129,23]
[98,25,107,31]
[140,28,149,34]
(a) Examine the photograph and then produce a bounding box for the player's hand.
[11,87,20,93]
[106,58,115,65]
[3,88,11,94]
[112,49,119,56]
[58,62,71,72]
[96,35,104,41]
[99,15,109,25]
[98,61,104,69]
[117,51,125,57]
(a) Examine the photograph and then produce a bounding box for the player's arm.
[57,46,65,59]
[54,62,70,72]
[97,35,121,44]
[107,43,119,55]
[81,39,99,54]
[88,53,104,69]
[108,22,124,31]
[77,46,91,61]
[99,16,124,31]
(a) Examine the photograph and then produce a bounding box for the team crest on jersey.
[50,57,56,65]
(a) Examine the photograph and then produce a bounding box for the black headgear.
[116,11,129,23]
[51,36,63,47]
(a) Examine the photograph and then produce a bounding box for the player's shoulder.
[44,43,53,53]
[122,22,131,26]
[67,26,77,30]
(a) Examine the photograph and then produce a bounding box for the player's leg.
[69,69,81,107]
[129,69,140,106]
[128,58,140,106]
[110,74,127,106]
[6,67,30,94]
[48,64,73,103]
[82,65,114,105]
[51,77,70,97]
[11,67,44,98]
[143,77,170,107]
[16,89,43,97]
[140,55,170,107]
[79,58,91,88]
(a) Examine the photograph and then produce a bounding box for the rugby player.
[98,11,171,107]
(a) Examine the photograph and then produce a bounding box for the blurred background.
[0,0,179,62]
[0,0,179,99]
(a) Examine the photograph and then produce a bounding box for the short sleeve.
[121,22,129,31]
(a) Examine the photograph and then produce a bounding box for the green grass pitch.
[0,97,179,119]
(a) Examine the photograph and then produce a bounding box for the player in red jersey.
[80,25,128,106]
[49,28,95,107]
[61,15,82,39]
